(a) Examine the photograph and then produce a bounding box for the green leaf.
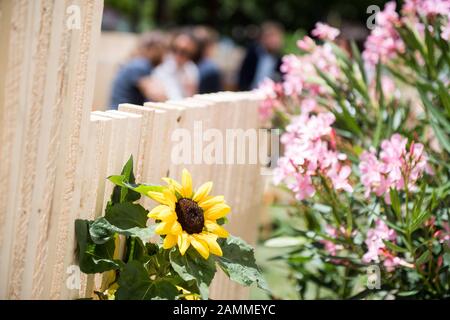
[443,252,450,267]
[216,236,269,292]
[397,290,419,297]
[389,188,402,221]
[350,40,367,84]
[109,156,141,204]
[416,250,431,265]
[429,120,450,153]
[264,236,307,247]
[105,202,148,229]
[107,155,165,203]
[383,240,408,253]
[116,260,178,300]
[108,175,165,198]
[169,248,216,299]
[75,219,123,274]
[418,87,450,130]
[409,210,431,233]
[438,82,450,116]
[89,217,155,245]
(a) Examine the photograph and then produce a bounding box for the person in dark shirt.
[109,31,167,109]
[193,26,223,94]
[238,22,284,91]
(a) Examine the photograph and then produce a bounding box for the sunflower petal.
[158,208,176,222]
[178,232,191,255]
[155,221,173,235]
[190,236,210,259]
[162,177,183,194]
[163,234,177,249]
[147,205,169,219]
[198,195,225,210]
[163,188,177,210]
[196,233,222,256]
[170,220,182,235]
[147,191,167,204]
[181,169,193,198]
[204,203,230,220]
[192,181,213,203]
[204,220,229,238]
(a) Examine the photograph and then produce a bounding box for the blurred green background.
[103,0,389,52]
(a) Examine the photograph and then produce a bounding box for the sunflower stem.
[128,237,136,262]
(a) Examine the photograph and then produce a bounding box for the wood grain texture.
[0,0,103,299]
[0,6,264,300]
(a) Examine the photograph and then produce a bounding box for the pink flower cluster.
[311,22,340,41]
[359,134,432,202]
[321,225,344,256]
[362,219,409,272]
[273,112,353,200]
[402,0,450,18]
[257,23,343,120]
[296,36,315,52]
[281,42,340,97]
[364,0,450,64]
[363,2,404,65]
[257,78,284,121]
[321,225,358,257]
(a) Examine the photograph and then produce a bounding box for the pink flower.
[321,225,344,256]
[257,78,283,121]
[382,250,411,272]
[279,42,340,98]
[289,174,316,200]
[359,134,431,201]
[300,98,318,113]
[363,2,404,65]
[434,222,450,246]
[312,22,340,41]
[370,76,398,102]
[406,0,450,17]
[274,111,352,200]
[328,165,353,193]
[359,148,383,197]
[297,36,316,52]
[362,219,409,271]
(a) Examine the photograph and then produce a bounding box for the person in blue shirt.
[238,22,284,91]
[109,31,167,109]
[193,26,223,94]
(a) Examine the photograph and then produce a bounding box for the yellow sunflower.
[147,169,230,259]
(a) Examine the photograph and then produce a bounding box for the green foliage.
[75,219,123,274]
[75,156,267,300]
[169,249,216,299]
[260,8,450,300]
[105,0,388,36]
[116,261,179,300]
[217,236,269,292]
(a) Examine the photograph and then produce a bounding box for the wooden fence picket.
[0,0,264,300]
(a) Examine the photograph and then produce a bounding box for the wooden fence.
[0,0,264,299]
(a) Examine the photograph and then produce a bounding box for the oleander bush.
[258,0,449,299]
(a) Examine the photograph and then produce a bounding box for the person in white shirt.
[151,30,200,100]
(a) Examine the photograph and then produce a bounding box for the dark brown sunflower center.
[175,198,204,234]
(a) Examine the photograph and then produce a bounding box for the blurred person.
[193,26,223,94]
[238,22,284,91]
[109,31,167,109]
[151,29,199,100]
